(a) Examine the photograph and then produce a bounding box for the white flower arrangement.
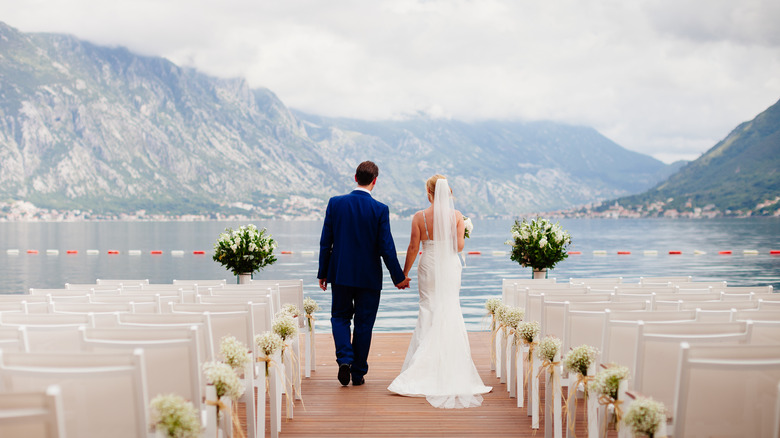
[537,335,562,362]
[254,331,284,376]
[485,297,503,315]
[622,396,666,437]
[503,306,525,330]
[281,303,300,317]
[591,364,629,399]
[272,313,298,341]
[203,361,245,401]
[213,224,277,275]
[463,216,474,238]
[563,344,599,376]
[506,217,572,271]
[219,335,251,371]
[150,394,202,438]
[494,304,510,326]
[303,297,320,315]
[516,321,540,344]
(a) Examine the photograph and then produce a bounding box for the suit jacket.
[318,190,405,290]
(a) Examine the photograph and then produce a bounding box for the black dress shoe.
[338,363,351,386]
[352,376,365,386]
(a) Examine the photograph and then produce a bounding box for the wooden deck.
[253,332,593,437]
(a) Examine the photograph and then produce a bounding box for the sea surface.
[0,218,778,332]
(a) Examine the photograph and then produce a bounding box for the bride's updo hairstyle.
[426,174,448,200]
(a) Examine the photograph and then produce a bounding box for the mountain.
[0,22,675,218]
[605,98,780,216]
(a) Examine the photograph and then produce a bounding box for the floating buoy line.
[5,248,778,257]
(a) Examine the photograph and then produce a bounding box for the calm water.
[0,218,778,332]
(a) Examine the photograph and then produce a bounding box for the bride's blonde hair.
[426,174,448,200]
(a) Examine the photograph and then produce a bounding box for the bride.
[387,175,492,408]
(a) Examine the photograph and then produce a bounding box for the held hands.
[395,276,411,290]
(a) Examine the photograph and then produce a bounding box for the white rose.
[464,217,474,233]
[539,237,548,248]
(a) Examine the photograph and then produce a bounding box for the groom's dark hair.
[355,161,379,186]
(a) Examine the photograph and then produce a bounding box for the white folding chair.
[116,312,216,362]
[0,384,66,438]
[639,276,692,284]
[96,279,149,286]
[633,321,753,411]
[0,349,150,438]
[600,310,698,371]
[732,309,780,322]
[672,343,780,438]
[79,325,205,427]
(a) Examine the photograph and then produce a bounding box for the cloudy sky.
[2,0,779,163]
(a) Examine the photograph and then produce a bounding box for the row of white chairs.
[493,277,780,437]
[0,279,311,438]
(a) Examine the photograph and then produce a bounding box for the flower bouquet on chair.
[505,218,572,279]
[213,224,277,283]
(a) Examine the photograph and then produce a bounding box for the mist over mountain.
[0,22,677,218]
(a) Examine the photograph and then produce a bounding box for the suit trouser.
[331,284,381,379]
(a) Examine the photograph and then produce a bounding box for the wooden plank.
[242,332,595,437]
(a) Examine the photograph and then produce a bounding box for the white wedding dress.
[387,179,492,409]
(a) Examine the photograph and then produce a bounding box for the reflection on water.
[0,218,778,332]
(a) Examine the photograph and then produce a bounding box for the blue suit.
[318,189,405,380]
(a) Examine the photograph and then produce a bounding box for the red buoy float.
[192,251,205,255]
[718,250,732,255]
[669,251,682,255]
[617,251,631,255]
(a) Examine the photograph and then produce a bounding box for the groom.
[318,160,410,386]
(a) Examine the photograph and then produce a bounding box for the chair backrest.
[0,313,94,326]
[117,313,215,361]
[600,310,698,369]
[675,281,728,290]
[23,325,87,352]
[169,303,255,360]
[633,321,753,409]
[0,349,149,438]
[673,342,780,438]
[65,284,123,292]
[28,288,94,296]
[759,300,780,310]
[172,279,226,286]
[654,291,724,302]
[96,279,150,286]
[713,285,774,295]
[0,294,48,303]
[615,285,677,294]
[278,283,305,328]
[748,320,780,344]
[639,276,692,284]
[569,277,622,285]
[51,302,134,314]
[0,326,28,352]
[540,294,614,339]
[80,325,204,412]
[679,300,759,311]
[732,309,780,322]
[502,278,557,304]
[525,289,593,323]
[0,384,66,438]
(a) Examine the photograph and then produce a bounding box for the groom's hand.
[395,277,411,289]
[319,278,327,291]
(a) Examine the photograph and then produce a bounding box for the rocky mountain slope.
[0,22,677,217]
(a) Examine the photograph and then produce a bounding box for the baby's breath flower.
[503,306,525,329]
[150,394,202,438]
[272,313,298,341]
[255,331,285,357]
[485,297,502,315]
[563,344,599,376]
[494,304,509,326]
[516,321,540,343]
[203,361,245,401]
[303,297,320,315]
[622,397,666,436]
[281,303,300,317]
[590,365,629,399]
[537,335,562,362]
[219,336,251,370]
